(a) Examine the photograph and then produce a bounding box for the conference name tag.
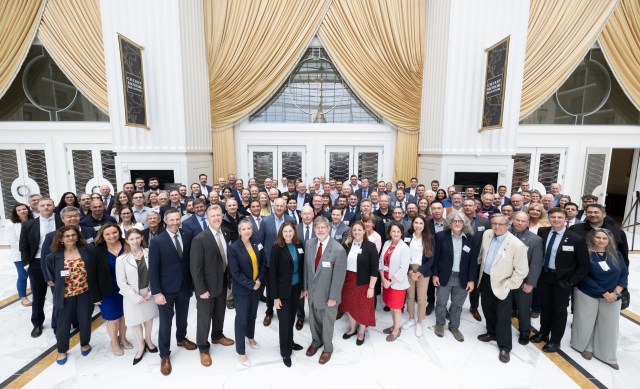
[478,226,485,231]
[94,226,101,231]
[562,245,574,252]
[356,248,362,254]
[404,237,411,243]
[60,270,70,277]
[297,248,304,254]
[344,221,349,226]
[257,243,263,250]
[598,261,610,271]
[322,261,331,268]
[86,237,94,244]
[463,245,471,253]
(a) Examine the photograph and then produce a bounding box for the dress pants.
[234,289,260,355]
[264,267,275,317]
[531,287,541,313]
[479,273,513,351]
[515,287,534,335]
[309,299,338,353]
[158,287,191,358]
[469,264,481,310]
[277,284,301,357]
[435,274,468,329]
[538,271,571,344]
[28,259,48,327]
[56,292,92,353]
[427,278,435,306]
[297,296,306,320]
[196,284,227,353]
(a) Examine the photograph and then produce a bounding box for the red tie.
[314,242,323,270]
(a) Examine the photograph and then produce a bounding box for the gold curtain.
[204,0,331,178]
[520,0,618,119]
[600,0,640,111]
[38,0,108,113]
[318,0,425,181]
[0,0,45,99]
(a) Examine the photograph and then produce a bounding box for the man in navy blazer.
[148,208,196,376]
[182,199,208,237]
[258,198,294,326]
[431,210,478,341]
[199,173,213,197]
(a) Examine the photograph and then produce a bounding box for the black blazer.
[227,237,266,296]
[19,216,63,266]
[148,229,194,295]
[86,239,125,303]
[268,242,305,300]
[403,234,435,277]
[142,226,165,244]
[190,228,228,297]
[42,226,96,282]
[537,227,590,287]
[432,230,478,286]
[47,244,93,309]
[343,240,379,286]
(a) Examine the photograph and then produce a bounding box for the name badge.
[343,221,349,226]
[562,245,574,252]
[322,261,331,268]
[257,243,263,250]
[86,237,94,244]
[477,226,485,231]
[94,226,101,231]
[462,245,470,253]
[404,237,411,243]
[60,270,70,277]
[598,261,610,271]
[356,248,362,254]
[297,248,304,254]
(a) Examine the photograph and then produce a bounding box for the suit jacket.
[343,240,379,286]
[142,226,164,244]
[182,214,206,237]
[286,209,301,224]
[296,222,316,244]
[148,229,194,295]
[258,214,294,266]
[222,212,242,242]
[379,240,411,290]
[46,244,93,309]
[115,248,152,305]
[86,239,126,303]
[403,234,435,277]
[427,219,445,236]
[328,222,349,244]
[477,231,529,300]
[537,227,590,287]
[190,228,229,297]
[353,212,387,238]
[433,229,478,286]
[159,203,186,221]
[304,237,347,306]
[355,188,371,200]
[269,243,305,300]
[19,215,63,266]
[500,196,511,206]
[295,192,311,208]
[42,226,96,282]
[227,238,266,296]
[512,229,544,287]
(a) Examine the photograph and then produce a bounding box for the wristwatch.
[614,290,621,296]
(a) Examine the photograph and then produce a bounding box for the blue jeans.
[14,261,28,298]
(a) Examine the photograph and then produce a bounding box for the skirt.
[382,272,406,310]
[100,292,124,320]
[122,287,159,326]
[338,271,376,326]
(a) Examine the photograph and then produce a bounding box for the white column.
[101,0,212,187]
[418,0,529,188]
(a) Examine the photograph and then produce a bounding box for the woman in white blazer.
[115,228,158,365]
[379,222,411,342]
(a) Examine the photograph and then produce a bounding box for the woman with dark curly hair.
[54,192,80,215]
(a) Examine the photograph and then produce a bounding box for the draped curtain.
[0,0,45,99]
[520,0,618,119]
[319,0,425,181]
[38,0,108,113]
[599,0,640,111]
[204,0,331,178]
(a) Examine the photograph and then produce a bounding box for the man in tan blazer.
[476,214,528,364]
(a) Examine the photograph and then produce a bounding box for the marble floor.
[0,247,638,389]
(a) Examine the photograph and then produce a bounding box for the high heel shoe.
[145,343,158,353]
[133,349,145,365]
[356,333,366,346]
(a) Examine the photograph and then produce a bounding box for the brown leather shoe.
[263,315,272,327]
[499,349,510,363]
[306,345,319,357]
[212,336,234,346]
[200,352,212,367]
[160,356,172,375]
[477,333,496,342]
[470,308,482,322]
[295,319,304,330]
[177,338,197,350]
[319,351,332,364]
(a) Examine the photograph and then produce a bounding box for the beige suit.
[477,230,529,300]
[115,249,158,326]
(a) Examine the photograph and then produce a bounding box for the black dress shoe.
[383,306,390,312]
[530,333,549,344]
[31,325,43,338]
[477,333,496,342]
[283,356,292,367]
[542,342,561,353]
[356,333,366,346]
[292,343,303,351]
[426,303,434,316]
[295,319,304,331]
[133,349,145,365]
[342,331,357,340]
[499,349,510,363]
[145,344,158,353]
[518,333,530,345]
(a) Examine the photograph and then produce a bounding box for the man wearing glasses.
[476,214,528,363]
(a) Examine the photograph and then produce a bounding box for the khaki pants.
[407,273,429,322]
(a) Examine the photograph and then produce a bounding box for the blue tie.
[543,231,558,272]
[363,189,367,198]
[201,217,208,230]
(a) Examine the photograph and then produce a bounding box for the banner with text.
[480,36,509,131]
[118,34,147,128]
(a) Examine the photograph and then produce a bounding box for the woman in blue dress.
[88,222,133,355]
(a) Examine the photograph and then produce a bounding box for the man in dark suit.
[246,200,263,238]
[286,198,301,224]
[327,206,348,244]
[353,199,386,239]
[258,198,294,326]
[497,185,511,207]
[19,197,63,338]
[569,204,629,266]
[343,194,359,225]
[425,201,446,315]
[354,178,371,200]
[463,198,492,321]
[530,208,590,353]
[143,211,164,244]
[159,189,186,220]
[190,205,234,368]
[303,216,347,364]
[99,184,115,215]
[295,182,311,211]
[199,173,213,197]
[295,205,316,330]
[182,198,208,237]
[148,209,197,376]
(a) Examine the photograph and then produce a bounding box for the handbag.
[620,288,630,310]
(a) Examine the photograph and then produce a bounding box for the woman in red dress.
[379,222,411,342]
[339,221,379,346]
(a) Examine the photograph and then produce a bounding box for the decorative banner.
[480,36,509,131]
[118,34,147,128]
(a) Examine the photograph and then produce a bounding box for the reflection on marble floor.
[0,250,638,389]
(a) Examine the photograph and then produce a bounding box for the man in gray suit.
[303,216,347,364]
[328,206,349,244]
[510,211,544,346]
[295,205,316,330]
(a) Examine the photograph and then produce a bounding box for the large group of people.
[5,174,629,373]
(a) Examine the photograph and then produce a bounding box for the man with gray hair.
[303,216,347,364]
[432,211,478,342]
[541,194,555,213]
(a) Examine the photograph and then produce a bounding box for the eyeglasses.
[491,222,507,226]
[62,234,78,239]
[451,220,463,224]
